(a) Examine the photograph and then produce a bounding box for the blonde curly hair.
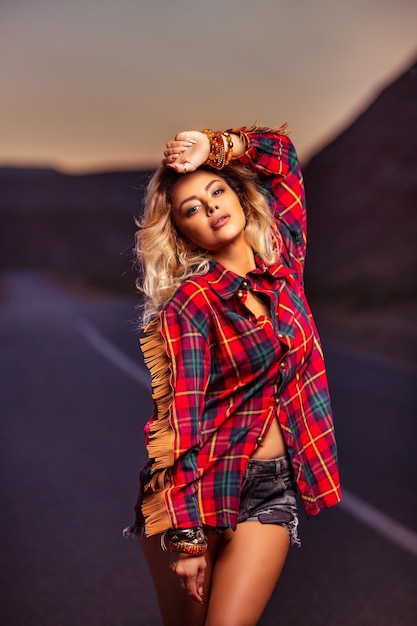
[135,162,282,325]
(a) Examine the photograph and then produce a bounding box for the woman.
[125,124,341,626]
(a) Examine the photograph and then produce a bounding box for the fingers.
[196,565,205,602]
[163,159,196,174]
[165,138,196,153]
[162,130,209,171]
[181,578,204,604]
[163,140,197,172]
[165,141,195,155]
[167,138,196,150]
[169,554,207,604]
[164,141,195,163]
[162,153,179,167]
[163,153,197,174]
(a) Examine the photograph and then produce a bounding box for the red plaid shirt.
[136,129,341,536]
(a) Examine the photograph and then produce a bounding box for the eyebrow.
[178,179,223,212]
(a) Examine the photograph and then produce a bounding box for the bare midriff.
[251,416,287,460]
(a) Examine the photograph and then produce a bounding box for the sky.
[1,0,416,172]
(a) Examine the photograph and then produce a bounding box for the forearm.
[233,128,307,258]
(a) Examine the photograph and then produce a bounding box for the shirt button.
[280,360,286,368]
[256,436,264,444]
[277,332,283,338]
[241,280,248,289]
[275,397,280,405]
[237,290,243,298]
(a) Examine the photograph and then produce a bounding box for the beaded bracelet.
[222,131,234,166]
[200,129,234,169]
[200,129,224,168]
[168,540,208,556]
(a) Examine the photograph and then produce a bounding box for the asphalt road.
[1,271,416,626]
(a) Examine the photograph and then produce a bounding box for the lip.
[212,213,230,229]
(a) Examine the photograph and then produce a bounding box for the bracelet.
[162,527,208,555]
[200,129,234,169]
[168,540,208,556]
[200,129,225,169]
[222,131,234,167]
[165,527,206,543]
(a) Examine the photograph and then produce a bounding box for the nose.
[207,203,219,215]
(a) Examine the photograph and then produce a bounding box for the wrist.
[199,131,211,164]
[170,551,205,560]
[162,527,208,555]
[200,129,234,169]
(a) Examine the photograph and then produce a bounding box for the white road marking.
[340,490,417,557]
[76,317,417,557]
[75,316,151,389]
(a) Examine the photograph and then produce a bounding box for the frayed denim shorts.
[238,455,301,547]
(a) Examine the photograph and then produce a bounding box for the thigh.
[205,522,290,626]
[140,533,222,626]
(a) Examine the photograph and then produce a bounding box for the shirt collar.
[206,254,293,300]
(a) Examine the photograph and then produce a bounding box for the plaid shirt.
[136,129,341,536]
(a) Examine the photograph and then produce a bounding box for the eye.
[212,187,225,196]
[185,204,200,217]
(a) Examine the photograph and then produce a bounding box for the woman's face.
[171,170,247,253]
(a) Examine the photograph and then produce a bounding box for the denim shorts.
[238,455,301,546]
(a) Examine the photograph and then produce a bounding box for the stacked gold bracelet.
[200,129,234,169]
[162,527,208,556]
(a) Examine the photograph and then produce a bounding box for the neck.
[211,238,256,277]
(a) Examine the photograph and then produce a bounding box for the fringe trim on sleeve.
[229,122,289,143]
[241,122,289,135]
[139,315,175,535]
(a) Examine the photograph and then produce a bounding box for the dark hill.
[0,168,153,290]
[303,59,417,362]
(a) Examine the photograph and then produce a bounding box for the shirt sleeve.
[232,125,307,265]
[144,307,211,531]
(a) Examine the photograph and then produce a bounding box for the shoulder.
[162,274,215,333]
[167,275,212,310]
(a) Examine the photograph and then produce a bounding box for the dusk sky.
[1,0,416,171]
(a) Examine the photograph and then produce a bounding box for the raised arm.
[234,126,307,262]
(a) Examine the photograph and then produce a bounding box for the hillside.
[0,168,152,291]
[303,59,417,363]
